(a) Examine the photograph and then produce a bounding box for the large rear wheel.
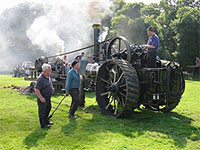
[96,59,139,118]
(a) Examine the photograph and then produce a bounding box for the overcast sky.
[0,0,161,15]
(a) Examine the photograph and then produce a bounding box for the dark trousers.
[144,51,157,68]
[37,98,51,128]
[69,88,80,116]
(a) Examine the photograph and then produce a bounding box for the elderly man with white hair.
[34,63,55,129]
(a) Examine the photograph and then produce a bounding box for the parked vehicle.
[12,61,34,77]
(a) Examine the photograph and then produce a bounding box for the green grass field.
[0,75,199,150]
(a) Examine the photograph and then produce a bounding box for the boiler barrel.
[85,63,100,77]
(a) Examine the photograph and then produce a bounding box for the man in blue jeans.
[142,26,159,68]
[66,61,80,119]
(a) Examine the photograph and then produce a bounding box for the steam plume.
[0,0,113,72]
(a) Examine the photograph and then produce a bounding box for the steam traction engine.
[32,24,185,118]
[80,24,185,118]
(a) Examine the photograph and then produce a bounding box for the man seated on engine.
[142,26,159,68]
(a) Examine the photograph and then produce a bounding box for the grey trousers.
[69,88,80,116]
[37,98,51,128]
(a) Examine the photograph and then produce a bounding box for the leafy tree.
[155,0,178,60]
[101,0,126,39]
[177,0,199,8]
[141,4,160,18]
[102,0,199,67]
[171,6,200,67]
[110,2,146,44]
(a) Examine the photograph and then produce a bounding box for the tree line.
[101,0,200,67]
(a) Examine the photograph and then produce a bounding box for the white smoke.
[0,0,114,72]
[100,27,109,41]
[0,34,10,71]
[26,16,65,54]
[26,0,113,55]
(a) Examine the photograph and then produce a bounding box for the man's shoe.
[69,115,77,119]
[48,122,54,125]
[41,125,51,129]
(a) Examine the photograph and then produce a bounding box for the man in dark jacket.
[66,61,80,119]
[34,64,54,129]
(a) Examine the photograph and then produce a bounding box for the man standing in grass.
[65,61,80,119]
[35,64,54,129]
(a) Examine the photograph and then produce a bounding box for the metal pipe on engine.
[92,24,101,62]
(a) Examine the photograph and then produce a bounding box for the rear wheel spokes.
[106,96,121,115]
[119,84,126,88]
[119,91,126,98]
[101,78,111,85]
[120,96,125,107]
[101,91,111,97]
[116,72,124,84]
[105,95,114,110]
[102,85,126,115]
[114,64,118,82]
[111,68,117,83]
[104,86,126,116]
[106,66,114,84]
[114,98,119,115]
[109,64,124,84]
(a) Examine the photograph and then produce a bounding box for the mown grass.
[0,75,199,150]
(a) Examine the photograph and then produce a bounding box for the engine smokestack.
[92,24,101,62]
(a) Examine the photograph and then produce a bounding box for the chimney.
[92,24,101,62]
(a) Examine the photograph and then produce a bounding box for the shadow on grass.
[76,105,200,149]
[61,119,77,136]
[129,110,200,148]
[23,128,48,149]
